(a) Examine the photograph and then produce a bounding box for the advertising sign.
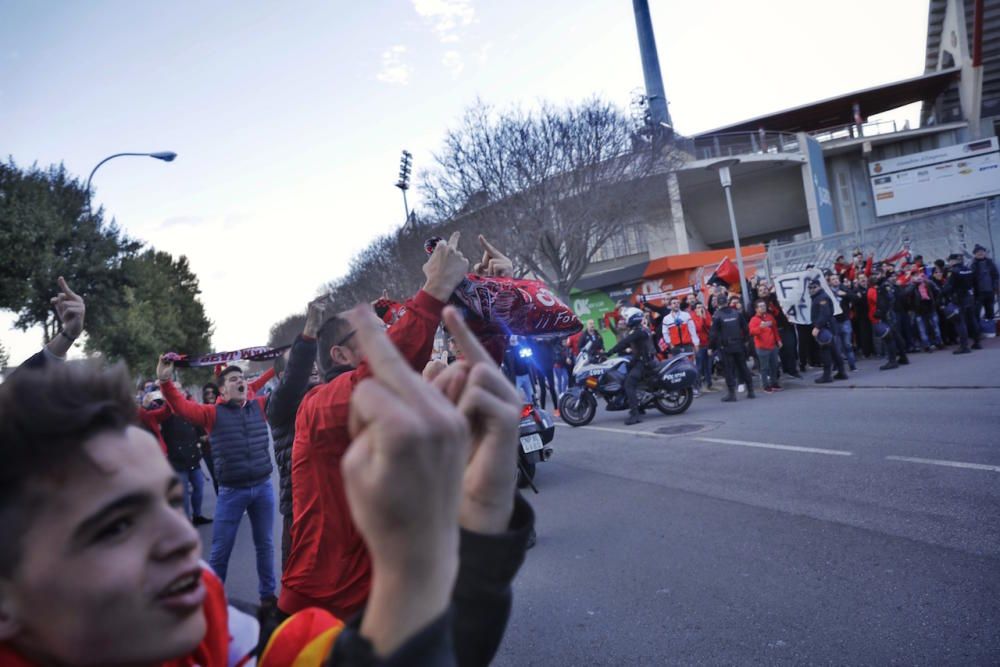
[869,137,1000,216]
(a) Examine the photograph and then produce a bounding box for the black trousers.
[855,314,875,357]
[884,314,908,363]
[978,292,996,320]
[536,365,558,410]
[818,335,846,379]
[721,349,753,390]
[954,304,981,349]
[796,323,820,368]
[624,364,645,412]
[778,327,799,374]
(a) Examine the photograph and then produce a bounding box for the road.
[204,338,1000,665]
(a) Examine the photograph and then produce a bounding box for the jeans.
[695,347,713,388]
[515,374,534,404]
[758,348,779,388]
[209,479,276,599]
[176,466,204,518]
[554,366,569,396]
[915,311,942,348]
[836,320,857,370]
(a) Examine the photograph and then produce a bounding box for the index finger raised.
[441,306,493,367]
[346,304,423,396]
[57,276,79,299]
[478,234,503,258]
[447,231,461,249]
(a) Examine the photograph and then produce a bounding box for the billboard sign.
[804,136,837,235]
[869,137,1000,216]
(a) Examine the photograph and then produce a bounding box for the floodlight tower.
[632,0,673,141]
[395,150,413,224]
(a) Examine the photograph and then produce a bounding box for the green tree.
[0,158,140,341]
[87,249,214,379]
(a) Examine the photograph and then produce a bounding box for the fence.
[765,198,1000,276]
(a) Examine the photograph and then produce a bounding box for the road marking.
[693,437,853,457]
[555,423,664,439]
[556,424,853,456]
[885,455,1000,473]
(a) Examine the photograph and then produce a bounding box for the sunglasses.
[336,329,357,347]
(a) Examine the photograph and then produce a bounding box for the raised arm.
[157,356,216,431]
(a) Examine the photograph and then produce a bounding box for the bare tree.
[419,97,684,300]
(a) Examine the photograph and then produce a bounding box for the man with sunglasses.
[279,233,512,621]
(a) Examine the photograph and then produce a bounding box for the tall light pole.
[707,158,750,310]
[85,151,177,210]
[395,150,413,225]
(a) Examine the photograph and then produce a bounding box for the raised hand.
[156,355,175,383]
[431,306,522,534]
[51,277,85,339]
[422,231,469,302]
[342,304,470,655]
[473,234,514,278]
[303,295,330,338]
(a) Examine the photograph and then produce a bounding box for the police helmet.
[623,307,643,328]
[873,322,891,339]
[815,328,834,346]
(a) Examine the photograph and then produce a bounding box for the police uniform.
[810,281,847,383]
[609,322,655,423]
[944,256,982,353]
[708,303,755,401]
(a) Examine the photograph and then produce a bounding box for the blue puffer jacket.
[211,399,273,488]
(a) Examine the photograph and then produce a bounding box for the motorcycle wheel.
[655,387,693,415]
[517,461,536,489]
[558,391,597,427]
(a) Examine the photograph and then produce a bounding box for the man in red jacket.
[279,232,505,620]
[749,300,782,392]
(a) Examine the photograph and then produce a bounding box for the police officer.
[943,252,982,354]
[873,273,910,370]
[608,307,655,425]
[809,277,848,384]
[709,294,756,402]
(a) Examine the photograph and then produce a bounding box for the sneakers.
[788,372,803,379]
[192,515,213,526]
[833,373,848,380]
[815,376,833,384]
[880,361,899,370]
[721,390,737,403]
[771,385,783,392]
[624,412,642,426]
[763,387,774,394]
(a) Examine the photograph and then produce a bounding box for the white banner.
[773,269,842,325]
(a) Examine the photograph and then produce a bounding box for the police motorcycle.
[508,339,556,490]
[558,339,698,427]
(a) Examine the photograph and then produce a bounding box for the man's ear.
[329,345,347,367]
[0,581,22,641]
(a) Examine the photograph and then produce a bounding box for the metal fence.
[765,198,1000,276]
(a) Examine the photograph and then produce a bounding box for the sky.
[1,0,930,366]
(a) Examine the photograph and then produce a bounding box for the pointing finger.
[57,276,79,299]
[448,231,461,249]
[346,304,423,398]
[478,234,502,258]
[441,306,492,367]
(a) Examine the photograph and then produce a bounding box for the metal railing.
[809,118,906,144]
[677,131,801,161]
[765,198,999,276]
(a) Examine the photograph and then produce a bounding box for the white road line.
[885,455,1000,473]
[556,423,664,438]
[693,437,854,457]
[556,423,853,456]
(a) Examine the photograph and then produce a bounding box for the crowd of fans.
[0,234,533,666]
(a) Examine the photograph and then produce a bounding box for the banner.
[163,345,290,368]
[773,269,842,325]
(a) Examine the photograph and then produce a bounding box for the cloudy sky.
[1,0,929,365]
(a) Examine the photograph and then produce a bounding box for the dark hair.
[317,313,352,376]
[0,361,137,575]
[202,382,218,395]
[753,299,767,309]
[217,366,243,383]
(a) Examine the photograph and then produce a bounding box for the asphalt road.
[203,337,1000,665]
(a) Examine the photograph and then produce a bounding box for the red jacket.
[691,311,712,347]
[867,286,879,323]
[161,380,268,434]
[138,404,170,454]
[279,290,445,618]
[749,313,781,350]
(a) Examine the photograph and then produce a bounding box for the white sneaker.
[737,384,746,393]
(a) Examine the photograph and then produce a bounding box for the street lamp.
[395,150,413,225]
[85,151,178,207]
[706,157,750,310]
